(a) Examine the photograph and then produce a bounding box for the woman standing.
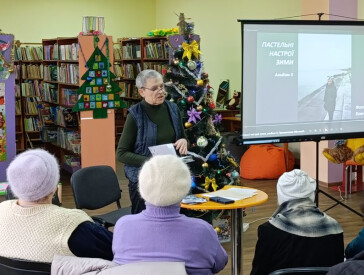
[116,69,188,214]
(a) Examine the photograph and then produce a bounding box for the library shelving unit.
[42,37,81,173]
[14,42,44,152]
[113,36,170,144]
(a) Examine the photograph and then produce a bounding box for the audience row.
[0,149,364,274]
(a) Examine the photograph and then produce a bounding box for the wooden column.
[78,35,116,170]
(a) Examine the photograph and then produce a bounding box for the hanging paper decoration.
[73,38,127,118]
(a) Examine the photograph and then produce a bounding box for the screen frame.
[238,19,364,145]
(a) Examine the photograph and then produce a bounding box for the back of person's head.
[139,155,191,207]
[6,149,59,202]
[277,169,316,205]
[135,69,163,89]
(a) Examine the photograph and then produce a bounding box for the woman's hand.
[174,138,188,155]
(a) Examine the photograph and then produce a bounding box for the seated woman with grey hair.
[112,155,228,275]
[251,169,344,275]
[0,149,113,263]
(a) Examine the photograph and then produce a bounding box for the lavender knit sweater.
[112,203,228,275]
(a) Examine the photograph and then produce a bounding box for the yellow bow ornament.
[182,40,201,61]
[204,176,218,191]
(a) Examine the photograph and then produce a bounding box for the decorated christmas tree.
[73,37,126,118]
[163,19,240,193]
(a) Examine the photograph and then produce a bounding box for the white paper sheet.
[202,188,257,201]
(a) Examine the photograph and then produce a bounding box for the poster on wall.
[0,32,15,179]
[0,83,5,161]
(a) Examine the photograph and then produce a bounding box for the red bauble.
[187,96,195,103]
[209,102,216,109]
[161,69,167,75]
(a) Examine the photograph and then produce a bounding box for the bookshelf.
[41,37,81,173]
[14,42,44,152]
[113,36,169,145]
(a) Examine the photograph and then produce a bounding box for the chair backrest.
[269,267,330,275]
[5,186,61,206]
[71,165,121,210]
[0,255,51,275]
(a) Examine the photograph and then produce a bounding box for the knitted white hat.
[139,155,191,207]
[277,169,316,205]
[7,149,59,201]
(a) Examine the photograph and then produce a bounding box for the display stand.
[314,140,363,217]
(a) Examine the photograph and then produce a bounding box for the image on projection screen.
[240,21,364,144]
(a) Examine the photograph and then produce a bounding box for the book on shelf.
[39,103,54,125]
[61,88,78,106]
[21,64,43,79]
[44,65,58,81]
[15,100,22,115]
[62,108,78,127]
[42,83,59,103]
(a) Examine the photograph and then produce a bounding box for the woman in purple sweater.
[112,155,228,275]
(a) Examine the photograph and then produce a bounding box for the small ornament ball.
[187,96,194,103]
[173,58,179,65]
[232,171,240,179]
[187,60,197,70]
[202,162,209,168]
[214,227,221,234]
[197,79,204,86]
[208,154,217,162]
[197,105,203,111]
[185,122,192,128]
[209,102,216,109]
[197,136,208,148]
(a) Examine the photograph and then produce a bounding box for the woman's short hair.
[135,70,163,89]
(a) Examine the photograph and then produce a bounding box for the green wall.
[0,0,155,41]
[155,0,302,96]
[0,0,304,96]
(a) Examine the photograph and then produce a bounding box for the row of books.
[24,117,41,132]
[44,44,58,60]
[144,41,169,59]
[58,64,79,85]
[41,127,81,154]
[114,47,123,60]
[143,62,168,75]
[15,46,43,61]
[113,64,123,78]
[21,80,43,97]
[23,97,40,115]
[122,63,141,79]
[122,44,141,59]
[42,83,58,103]
[15,84,20,97]
[20,64,43,79]
[44,65,58,81]
[59,44,79,61]
[40,104,79,128]
[119,82,139,98]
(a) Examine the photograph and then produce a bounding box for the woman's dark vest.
[124,101,182,182]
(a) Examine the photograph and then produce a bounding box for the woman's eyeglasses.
[142,84,165,92]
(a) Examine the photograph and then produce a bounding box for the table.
[181,185,268,275]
